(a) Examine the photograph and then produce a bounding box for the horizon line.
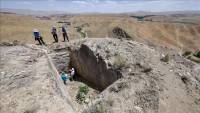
[1,8,200,14]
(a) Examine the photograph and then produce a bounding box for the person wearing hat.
[33,29,45,45]
[61,26,69,42]
[51,26,58,43]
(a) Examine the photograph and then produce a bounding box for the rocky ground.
[48,43,100,112]
[0,44,75,113]
[0,38,200,113]
[68,38,200,113]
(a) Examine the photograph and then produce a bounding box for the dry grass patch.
[0,14,55,43]
[113,54,127,70]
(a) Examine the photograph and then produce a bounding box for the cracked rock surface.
[0,45,75,113]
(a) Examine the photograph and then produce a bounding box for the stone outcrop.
[111,27,132,39]
[70,43,122,91]
[68,38,200,113]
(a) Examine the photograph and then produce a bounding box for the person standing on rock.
[51,26,58,43]
[61,26,69,42]
[60,72,68,85]
[33,29,46,45]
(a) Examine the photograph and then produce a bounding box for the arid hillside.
[0,12,200,52]
[68,14,200,51]
[0,13,55,43]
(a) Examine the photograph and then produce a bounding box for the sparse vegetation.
[24,109,37,113]
[193,50,200,58]
[76,85,89,104]
[112,27,132,39]
[142,67,152,73]
[182,51,192,57]
[75,27,87,38]
[24,111,34,113]
[106,96,114,106]
[187,56,200,63]
[153,31,164,38]
[95,103,106,113]
[0,13,54,43]
[130,15,156,20]
[113,54,127,70]
[1,13,200,52]
[117,82,129,91]
[109,82,128,93]
[182,50,200,63]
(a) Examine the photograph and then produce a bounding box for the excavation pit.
[50,43,122,91]
[49,43,123,111]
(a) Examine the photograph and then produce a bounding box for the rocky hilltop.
[0,38,200,113]
[69,38,200,113]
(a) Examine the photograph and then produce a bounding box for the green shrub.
[80,32,86,38]
[76,27,87,38]
[79,85,89,94]
[76,85,89,104]
[76,92,86,104]
[96,103,105,113]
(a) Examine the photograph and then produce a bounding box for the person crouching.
[33,29,45,45]
[60,72,68,85]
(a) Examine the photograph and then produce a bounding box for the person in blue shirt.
[33,29,45,45]
[51,26,58,43]
[61,26,69,42]
[60,72,68,85]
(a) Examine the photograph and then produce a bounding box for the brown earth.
[1,13,200,52]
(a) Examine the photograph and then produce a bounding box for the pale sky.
[1,0,200,13]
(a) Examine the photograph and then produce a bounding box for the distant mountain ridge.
[1,8,200,16]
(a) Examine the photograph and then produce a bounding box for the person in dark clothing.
[51,26,58,43]
[62,26,69,42]
[33,29,45,45]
